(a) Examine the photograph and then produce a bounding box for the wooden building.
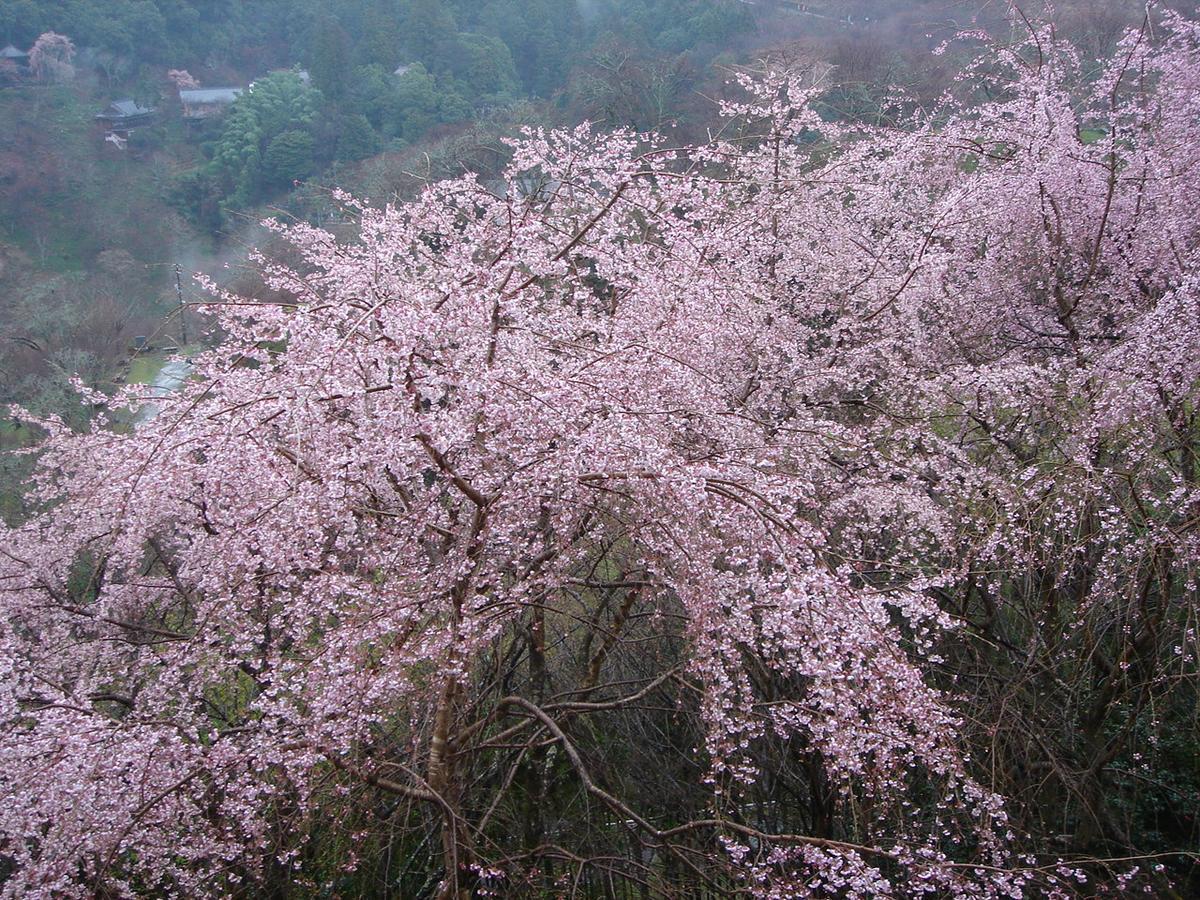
[179,87,243,119]
[96,99,157,131]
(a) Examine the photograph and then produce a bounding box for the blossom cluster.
[1,10,1198,897]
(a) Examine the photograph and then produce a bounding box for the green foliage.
[0,0,754,85]
[679,3,755,48]
[385,63,470,142]
[247,72,320,138]
[262,129,316,187]
[346,63,395,130]
[211,70,321,205]
[167,169,224,233]
[448,32,519,102]
[355,5,404,70]
[211,101,263,206]
[0,0,759,186]
[305,15,352,100]
[476,0,583,95]
[403,0,458,63]
[0,0,267,64]
[335,113,380,162]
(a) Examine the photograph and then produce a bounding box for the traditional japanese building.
[96,99,156,130]
[179,87,243,119]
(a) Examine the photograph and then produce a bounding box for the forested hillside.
[0,0,766,516]
[0,2,1197,898]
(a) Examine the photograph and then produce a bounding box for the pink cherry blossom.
[1,8,1197,898]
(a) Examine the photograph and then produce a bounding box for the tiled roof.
[109,99,153,117]
[179,88,243,104]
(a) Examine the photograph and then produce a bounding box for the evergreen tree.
[262,129,316,187]
[403,0,456,67]
[212,70,321,205]
[335,113,380,162]
[306,15,352,101]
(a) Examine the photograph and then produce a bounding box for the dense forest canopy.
[0,0,752,88]
[0,2,1198,898]
[0,0,769,486]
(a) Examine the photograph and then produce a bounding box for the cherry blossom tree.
[28,32,75,83]
[0,9,1197,898]
[167,68,200,91]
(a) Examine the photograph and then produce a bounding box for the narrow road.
[135,358,193,424]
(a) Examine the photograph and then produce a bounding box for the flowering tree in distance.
[28,32,75,83]
[167,68,200,91]
[1,10,1198,898]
